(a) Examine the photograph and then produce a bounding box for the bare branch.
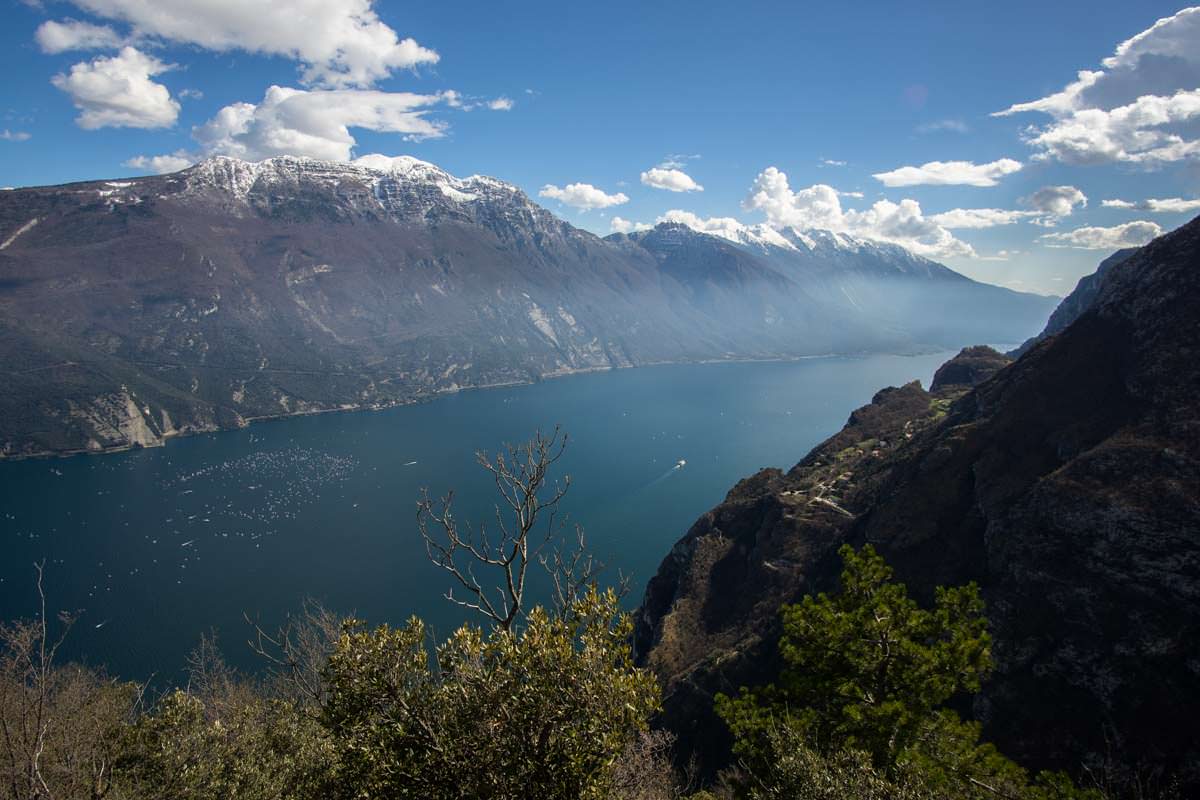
[416,426,581,630]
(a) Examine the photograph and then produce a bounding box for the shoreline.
[0,347,950,463]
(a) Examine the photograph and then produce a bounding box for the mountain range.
[0,155,1055,457]
[634,215,1200,791]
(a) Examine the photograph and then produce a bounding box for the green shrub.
[321,586,659,800]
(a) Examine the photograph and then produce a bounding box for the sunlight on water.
[0,353,950,679]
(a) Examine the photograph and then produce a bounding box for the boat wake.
[644,459,687,489]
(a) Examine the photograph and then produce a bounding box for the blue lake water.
[0,353,951,679]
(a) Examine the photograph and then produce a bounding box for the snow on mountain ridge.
[182,154,519,208]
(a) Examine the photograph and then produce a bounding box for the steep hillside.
[0,156,1054,457]
[1011,247,1139,356]
[635,218,1200,790]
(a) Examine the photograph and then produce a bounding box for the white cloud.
[1025,185,1088,217]
[58,0,438,88]
[915,119,969,134]
[928,208,1034,229]
[847,199,976,258]
[658,153,700,170]
[978,249,1021,262]
[51,47,179,129]
[994,8,1200,164]
[743,166,975,259]
[189,85,450,162]
[610,216,651,234]
[444,91,514,112]
[1039,220,1163,249]
[640,167,703,193]
[0,130,32,141]
[657,209,752,241]
[36,19,123,52]
[744,168,846,230]
[872,158,1023,187]
[123,151,192,173]
[1102,196,1200,213]
[538,182,628,211]
[819,158,847,167]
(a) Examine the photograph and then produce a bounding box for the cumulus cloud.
[1039,220,1163,249]
[847,199,976,258]
[0,130,32,141]
[487,97,514,111]
[994,8,1200,164]
[609,216,651,234]
[744,168,846,230]
[657,209,755,240]
[187,85,451,162]
[123,151,192,173]
[872,158,1023,187]
[51,47,179,129]
[36,19,123,52]
[1102,196,1200,213]
[1025,185,1088,217]
[55,0,437,87]
[928,208,1034,229]
[640,167,703,193]
[538,182,628,211]
[743,166,975,258]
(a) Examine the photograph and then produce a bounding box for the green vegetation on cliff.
[715,545,1103,800]
[0,430,1181,799]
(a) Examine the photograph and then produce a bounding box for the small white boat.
[676,459,687,468]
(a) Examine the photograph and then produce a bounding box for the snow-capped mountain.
[0,156,1056,456]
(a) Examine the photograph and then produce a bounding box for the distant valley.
[0,156,1056,457]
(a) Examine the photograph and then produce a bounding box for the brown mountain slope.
[634,216,1200,789]
[0,156,1054,457]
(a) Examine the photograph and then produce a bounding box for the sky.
[2,1,1199,295]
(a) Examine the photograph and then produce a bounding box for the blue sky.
[2,0,1198,294]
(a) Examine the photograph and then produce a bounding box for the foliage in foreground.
[0,427,1177,799]
[321,587,659,800]
[113,587,659,800]
[716,544,1104,800]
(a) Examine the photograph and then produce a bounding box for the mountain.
[1010,246,1139,356]
[634,217,1200,790]
[0,156,1055,457]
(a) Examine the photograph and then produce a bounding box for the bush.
[321,586,659,800]
[716,544,1100,800]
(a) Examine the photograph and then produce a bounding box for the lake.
[0,353,951,679]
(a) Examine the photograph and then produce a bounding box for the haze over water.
[0,354,950,679]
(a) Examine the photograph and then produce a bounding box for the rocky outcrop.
[635,217,1200,791]
[1010,247,1138,356]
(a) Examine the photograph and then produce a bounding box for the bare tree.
[245,599,344,709]
[0,564,137,800]
[417,426,610,630]
[0,562,73,800]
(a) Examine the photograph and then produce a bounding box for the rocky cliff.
[635,217,1200,790]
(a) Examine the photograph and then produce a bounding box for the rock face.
[0,156,1055,457]
[635,216,1200,790]
[1011,247,1138,356]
